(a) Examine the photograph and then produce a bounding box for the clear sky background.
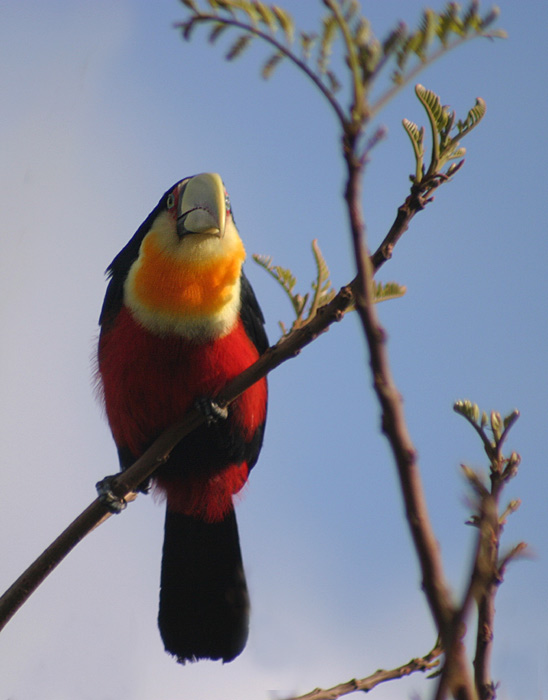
[1,2,546,699]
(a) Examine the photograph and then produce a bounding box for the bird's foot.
[96,475,127,514]
[137,477,151,495]
[195,396,228,425]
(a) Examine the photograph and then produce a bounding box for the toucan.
[96,173,268,663]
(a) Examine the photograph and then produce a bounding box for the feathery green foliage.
[253,243,405,334]
[176,0,504,134]
[403,83,486,193]
[252,253,307,330]
[253,239,337,333]
[176,0,501,338]
[453,398,526,578]
[373,280,407,304]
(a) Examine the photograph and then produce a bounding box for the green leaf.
[416,84,448,132]
[402,118,422,151]
[418,8,439,55]
[252,254,306,319]
[300,31,317,61]
[437,3,465,43]
[403,31,426,61]
[439,96,486,169]
[181,18,197,41]
[209,21,230,43]
[318,14,338,74]
[458,97,487,137]
[253,239,337,329]
[210,0,237,16]
[479,5,501,30]
[309,239,336,317]
[383,21,406,57]
[226,34,253,60]
[462,1,482,31]
[326,69,342,93]
[353,17,370,47]
[373,280,406,303]
[272,5,294,43]
[402,118,424,182]
[404,84,483,185]
[359,38,382,76]
[448,147,466,160]
[262,51,284,79]
[415,83,443,167]
[254,1,277,32]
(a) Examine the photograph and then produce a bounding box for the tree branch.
[282,641,442,700]
[449,403,525,700]
[342,132,476,698]
[0,186,425,635]
[175,14,348,128]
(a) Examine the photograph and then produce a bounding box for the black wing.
[239,271,268,355]
[99,183,182,329]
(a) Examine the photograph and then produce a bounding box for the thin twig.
[452,410,522,700]
[342,133,476,698]
[282,641,442,700]
[370,181,430,271]
[473,579,498,700]
[175,14,348,127]
[470,482,502,699]
[323,0,364,122]
[368,31,501,121]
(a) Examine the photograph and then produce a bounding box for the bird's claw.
[96,476,127,514]
[195,396,228,425]
[137,478,151,495]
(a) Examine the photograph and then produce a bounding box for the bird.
[96,172,268,664]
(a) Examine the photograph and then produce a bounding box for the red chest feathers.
[98,305,267,457]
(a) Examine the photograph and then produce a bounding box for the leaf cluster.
[454,399,519,469]
[254,242,405,334]
[453,399,527,602]
[253,239,337,334]
[176,0,504,130]
[176,2,502,324]
[391,2,504,83]
[403,84,486,195]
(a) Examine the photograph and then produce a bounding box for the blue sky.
[1,2,546,699]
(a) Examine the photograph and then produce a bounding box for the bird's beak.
[177,172,226,239]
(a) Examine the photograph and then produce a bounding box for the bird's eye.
[225,193,231,214]
[166,193,175,209]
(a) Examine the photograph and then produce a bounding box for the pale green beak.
[177,172,226,238]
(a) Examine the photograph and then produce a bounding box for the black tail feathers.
[158,508,249,663]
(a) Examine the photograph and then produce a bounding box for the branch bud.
[490,411,502,441]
